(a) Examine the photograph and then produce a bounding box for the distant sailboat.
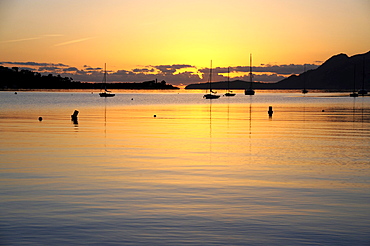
[224,67,236,97]
[302,64,308,94]
[245,54,255,95]
[99,63,115,97]
[203,60,220,99]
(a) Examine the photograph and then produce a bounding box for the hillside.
[0,66,179,90]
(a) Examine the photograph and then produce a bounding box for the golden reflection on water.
[1,93,370,245]
[4,101,368,188]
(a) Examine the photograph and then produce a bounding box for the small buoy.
[268,106,273,117]
[322,110,325,112]
[154,115,156,118]
[71,110,79,124]
[38,117,43,121]
[131,98,133,100]
[14,92,17,94]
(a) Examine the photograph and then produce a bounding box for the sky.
[0,0,369,86]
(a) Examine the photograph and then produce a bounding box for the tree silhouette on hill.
[0,66,178,89]
[0,66,81,89]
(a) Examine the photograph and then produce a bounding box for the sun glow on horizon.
[0,0,369,85]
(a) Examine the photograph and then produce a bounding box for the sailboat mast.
[104,63,107,84]
[210,60,212,92]
[99,63,115,97]
[227,66,230,91]
[249,54,253,89]
[103,63,107,91]
[244,53,255,95]
[203,60,220,99]
[304,64,306,90]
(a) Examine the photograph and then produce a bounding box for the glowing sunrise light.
[0,0,368,85]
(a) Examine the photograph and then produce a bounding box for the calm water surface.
[1,91,369,245]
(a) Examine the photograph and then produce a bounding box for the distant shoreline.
[0,66,179,90]
[2,89,369,95]
[0,88,180,92]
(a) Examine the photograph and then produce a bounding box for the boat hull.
[224,93,236,97]
[99,93,115,97]
[203,94,220,99]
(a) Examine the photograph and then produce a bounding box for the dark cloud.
[17,67,36,71]
[255,64,316,74]
[154,64,194,75]
[102,68,202,85]
[1,61,319,85]
[132,68,155,73]
[63,67,79,72]
[38,66,61,71]
[172,64,194,69]
[232,64,318,74]
[197,64,320,84]
[200,64,318,75]
[114,70,133,75]
[83,65,102,71]
[1,61,67,67]
[199,66,237,74]
[84,67,102,71]
[231,73,287,83]
[254,73,287,82]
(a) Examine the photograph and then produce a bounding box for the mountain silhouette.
[276,51,369,90]
[185,51,370,90]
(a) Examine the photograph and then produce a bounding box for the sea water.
[0,90,369,245]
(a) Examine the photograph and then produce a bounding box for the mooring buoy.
[71,110,79,124]
[268,106,273,117]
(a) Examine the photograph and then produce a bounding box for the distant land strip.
[0,66,179,90]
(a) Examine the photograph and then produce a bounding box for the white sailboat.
[99,63,115,97]
[203,60,220,99]
[245,54,255,95]
[224,67,236,97]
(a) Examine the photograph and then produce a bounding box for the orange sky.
[0,0,369,85]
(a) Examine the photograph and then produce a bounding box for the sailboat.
[245,54,255,95]
[203,60,220,99]
[224,67,236,97]
[302,64,308,94]
[99,63,115,97]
